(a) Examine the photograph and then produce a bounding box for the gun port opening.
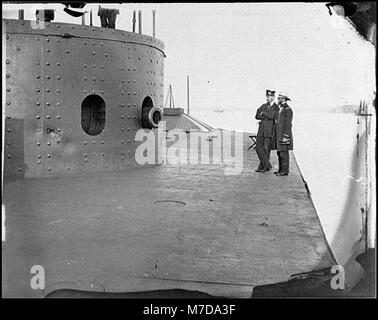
[81,94,106,136]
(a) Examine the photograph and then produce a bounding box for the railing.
[3,4,157,38]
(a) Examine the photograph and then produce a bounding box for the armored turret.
[4,18,165,180]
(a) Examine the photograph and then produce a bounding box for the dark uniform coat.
[275,103,293,152]
[255,103,279,137]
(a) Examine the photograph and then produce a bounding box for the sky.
[2,2,376,112]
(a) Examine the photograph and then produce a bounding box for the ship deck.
[2,131,335,297]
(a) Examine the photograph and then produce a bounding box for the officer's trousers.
[256,136,272,170]
[277,150,290,173]
[99,8,117,28]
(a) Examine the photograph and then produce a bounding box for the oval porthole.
[141,96,162,129]
[81,94,106,136]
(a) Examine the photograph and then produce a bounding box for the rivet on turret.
[84,41,88,45]
[56,62,60,66]
[37,160,41,164]
[46,62,50,66]
[36,115,40,119]
[121,140,124,144]
[57,115,61,119]
[46,48,50,52]
[133,115,136,118]
[6,101,11,105]
[56,89,61,93]
[92,141,96,145]
[47,154,51,158]
[6,59,10,64]
[57,102,61,106]
[92,77,96,82]
[7,154,11,159]
[6,73,11,78]
[83,64,88,68]
[101,141,104,144]
[84,90,87,94]
[36,102,41,106]
[36,74,40,79]
[121,92,125,96]
[83,77,87,81]
[57,76,61,80]
[66,50,70,54]
[48,168,52,172]
[46,75,51,79]
[18,168,22,172]
[6,35,10,39]
[105,53,109,57]
[6,87,11,92]
[83,141,87,145]
[92,51,96,56]
[121,104,125,108]
[121,115,125,119]
[46,115,50,119]
[46,89,50,93]
[16,46,21,51]
[37,142,41,146]
[46,102,50,106]
[47,142,51,146]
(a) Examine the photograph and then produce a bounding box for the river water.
[190,108,375,265]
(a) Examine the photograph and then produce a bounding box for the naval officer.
[254,89,279,172]
[275,92,293,176]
